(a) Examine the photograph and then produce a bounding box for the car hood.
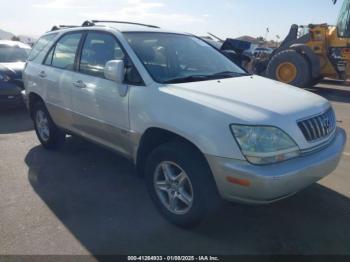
[161,75,330,125]
[0,62,25,79]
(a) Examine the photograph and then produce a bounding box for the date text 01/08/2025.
[127,256,220,261]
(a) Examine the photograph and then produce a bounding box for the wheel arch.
[28,92,45,120]
[135,127,209,177]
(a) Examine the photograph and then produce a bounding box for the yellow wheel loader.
[254,0,350,88]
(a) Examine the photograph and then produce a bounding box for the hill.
[0,28,35,44]
[0,28,14,40]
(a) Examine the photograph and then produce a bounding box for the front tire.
[145,141,220,228]
[33,101,66,150]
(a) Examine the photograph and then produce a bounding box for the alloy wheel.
[35,110,50,142]
[153,161,194,215]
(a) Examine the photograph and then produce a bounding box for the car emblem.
[323,117,331,132]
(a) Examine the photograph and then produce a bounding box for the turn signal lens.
[226,177,251,187]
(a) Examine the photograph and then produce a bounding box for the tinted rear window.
[28,33,57,61]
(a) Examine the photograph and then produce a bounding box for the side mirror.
[104,60,124,83]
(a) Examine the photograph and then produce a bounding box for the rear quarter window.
[28,33,58,61]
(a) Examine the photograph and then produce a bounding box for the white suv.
[23,21,346,227]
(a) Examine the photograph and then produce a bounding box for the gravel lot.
[0,81,349,256]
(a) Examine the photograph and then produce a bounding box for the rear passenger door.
[71,31,132,157]
[24,33,57,107]
[42,32,83,130]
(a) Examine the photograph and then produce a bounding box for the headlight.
[230,125,300,165]
[0,72,11,82]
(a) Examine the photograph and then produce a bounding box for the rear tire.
[33,101,65,150]
[145,141,221,228]
[266,49,311,88]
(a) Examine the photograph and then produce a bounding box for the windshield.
[0,45,30,63]
[337,0,350,37]
[123,32,246,84]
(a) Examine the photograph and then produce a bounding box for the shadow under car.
[25,137,350,255]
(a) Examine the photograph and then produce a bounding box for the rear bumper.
[206,128,347,204]
[0,94,24,108]
[0,83,25,108]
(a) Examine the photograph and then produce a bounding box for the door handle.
[38,71,47,78]
[72,80,86,89]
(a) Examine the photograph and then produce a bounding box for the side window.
[124,58,144,85]
[28,33,57,61]
[50,33,82,70]
[79,32,125,78]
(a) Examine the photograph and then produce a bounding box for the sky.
[0,0,344,40]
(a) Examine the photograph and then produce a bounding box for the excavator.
[248,0,350,88]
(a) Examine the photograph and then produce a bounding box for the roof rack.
[82,20,160,29]
[50,20,160,32]
[51,25,80,31]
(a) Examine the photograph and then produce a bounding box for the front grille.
[297,108,336,142]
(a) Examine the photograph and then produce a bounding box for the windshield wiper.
[163,75,211,84]
[163,71,249,84]
[211,71,250,78]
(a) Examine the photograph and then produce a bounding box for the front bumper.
[206,127,347,204]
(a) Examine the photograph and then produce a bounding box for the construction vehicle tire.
[266,50,311,88]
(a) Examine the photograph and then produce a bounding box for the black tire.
[33,101,66,150]
[309,76,324,87]
[266,49,311,88]
[145,141,221,228]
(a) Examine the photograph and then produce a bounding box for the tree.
[11,36,21,41]
[256,36,265,42]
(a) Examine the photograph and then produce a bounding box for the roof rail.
[82,21,95,27]
[82,20,160,29]
[51,25,79,31]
